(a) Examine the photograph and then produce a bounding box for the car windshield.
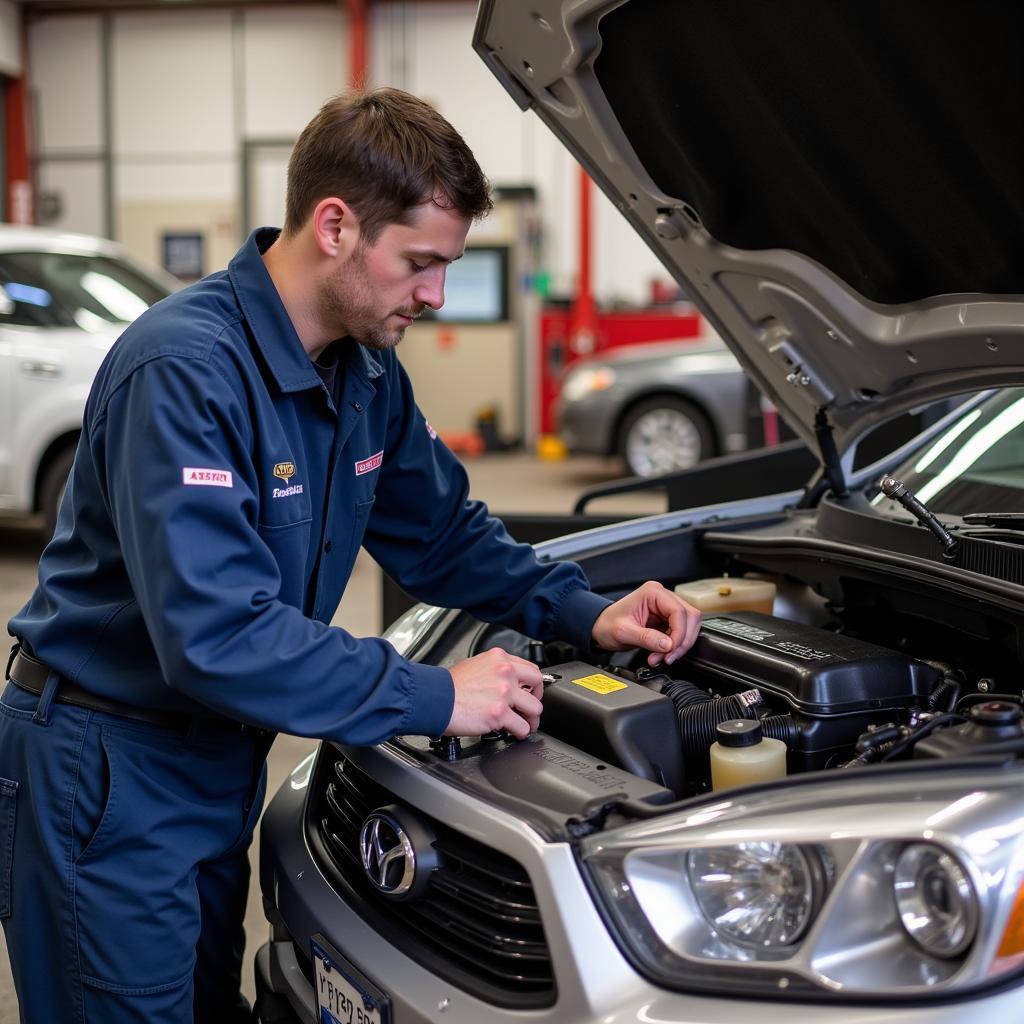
[0,250,170,329]
[874,389,1024,517]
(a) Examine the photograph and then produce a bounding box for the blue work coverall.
[0,228,609,1023]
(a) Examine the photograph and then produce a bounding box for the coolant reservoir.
[674,576,776,614]
[710,719,787,791]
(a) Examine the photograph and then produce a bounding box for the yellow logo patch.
[273,461,296,483]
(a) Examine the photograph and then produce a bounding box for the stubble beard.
[319,247,416,351]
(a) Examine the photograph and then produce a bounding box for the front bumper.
[556,398,613,456]
[257,743,1024,1024]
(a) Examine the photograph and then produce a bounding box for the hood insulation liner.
[596,0,1024,305]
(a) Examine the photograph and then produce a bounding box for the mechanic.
[0,88,701,1024]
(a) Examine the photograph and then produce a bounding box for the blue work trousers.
[0,678,272,1023]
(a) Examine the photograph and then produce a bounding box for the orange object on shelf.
[439,431,485,457]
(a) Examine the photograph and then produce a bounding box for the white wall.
[31,16,102,154]
[0,1,19,78]
[28,15,105,233]
[243,6,346,138]
[25,1,668,305]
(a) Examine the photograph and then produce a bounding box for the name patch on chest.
[182,467,233,488]
[355,451,383,476]
[272,484,304,499]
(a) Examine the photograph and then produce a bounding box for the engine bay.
[392,499,1024,825]
[536,608,972,798]
[458,566,1024,802]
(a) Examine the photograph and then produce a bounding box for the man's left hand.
[591,581,701,667]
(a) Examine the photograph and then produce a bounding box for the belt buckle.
[5,643,21,682]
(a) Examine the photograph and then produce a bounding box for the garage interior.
[0,1,695,1018]
[4,0,1024,1020]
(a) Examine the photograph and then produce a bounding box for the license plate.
[312,936,391,1024]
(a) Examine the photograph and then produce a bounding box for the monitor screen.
[430,246,509,323]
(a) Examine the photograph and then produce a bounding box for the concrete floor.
[0,452,663,1022]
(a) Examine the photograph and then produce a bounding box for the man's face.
[321,200,472,350]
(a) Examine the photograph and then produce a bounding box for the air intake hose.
[662,678,799,752]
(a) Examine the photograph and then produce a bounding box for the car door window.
[0,252,169,331]
[0,255,64,328]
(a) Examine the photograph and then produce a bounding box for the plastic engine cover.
[540,661,685,793]
[683,612,940,769]
[688,612,937,712]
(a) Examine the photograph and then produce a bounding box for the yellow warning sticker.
[572,673,628,695]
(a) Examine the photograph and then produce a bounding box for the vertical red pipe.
[4,24,33,224]
[570,164,596,353]
[345,0,368,89]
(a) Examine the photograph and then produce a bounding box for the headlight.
[895,843,978,958]
[562,366,616,403]
[688,842,821,950]
[582,766,1024,1001]
[381,602,447,658]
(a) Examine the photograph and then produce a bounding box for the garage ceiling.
[18,0,336,12]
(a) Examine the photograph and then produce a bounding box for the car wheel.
[40,446,76,539]
[618,396,715,477]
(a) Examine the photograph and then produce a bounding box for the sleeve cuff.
[403,662,456,737]
[551,586,613,653]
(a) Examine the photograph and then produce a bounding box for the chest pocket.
[258,475,312,530]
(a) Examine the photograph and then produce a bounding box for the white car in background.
[0,226,175,535]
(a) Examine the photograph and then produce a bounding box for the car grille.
[306,747,556,1008]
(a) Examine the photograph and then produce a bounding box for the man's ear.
[310,198,361,259]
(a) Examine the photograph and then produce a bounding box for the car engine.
[489,600,1024,799]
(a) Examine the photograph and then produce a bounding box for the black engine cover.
[683,612,939,769]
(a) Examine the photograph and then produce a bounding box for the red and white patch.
[425,421,437,440]
[182,467,233,488]
[355,450,383,476]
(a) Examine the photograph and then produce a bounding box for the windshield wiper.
[961,512,1024,531]
[880,476,959,561]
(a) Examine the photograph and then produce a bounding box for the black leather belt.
[9,649,197,731]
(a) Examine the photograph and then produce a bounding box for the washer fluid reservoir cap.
[717,718,763,747]
[970,701,1023,727]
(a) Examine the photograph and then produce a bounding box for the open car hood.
[474,0,1024,455]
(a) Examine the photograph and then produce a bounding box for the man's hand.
[445,647,544,739]
[592,581,701,667]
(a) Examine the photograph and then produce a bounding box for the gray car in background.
[555,338,747,476]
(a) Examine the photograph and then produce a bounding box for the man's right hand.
[445,647,544,739]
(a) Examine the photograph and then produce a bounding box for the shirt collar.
[228,228,386,393]
[228,228,321,393]
[342,336,385,382]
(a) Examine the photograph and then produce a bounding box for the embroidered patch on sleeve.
[182,467,234,488]
[355,451,384,476]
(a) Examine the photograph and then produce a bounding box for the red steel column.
[345,0,368,89]
[4,26,33,224]
[569,164,596,354]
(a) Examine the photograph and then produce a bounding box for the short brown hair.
[283,88,492,242]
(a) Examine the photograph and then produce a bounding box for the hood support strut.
[814,408,848,499]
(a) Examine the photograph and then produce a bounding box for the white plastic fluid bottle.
[710,719,787,791]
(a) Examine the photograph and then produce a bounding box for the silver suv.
[255,2,1024,1021]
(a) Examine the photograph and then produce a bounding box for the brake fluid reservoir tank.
[674,576,776,614]
[710,719,787,791]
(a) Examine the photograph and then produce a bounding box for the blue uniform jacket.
[9,229,610,745]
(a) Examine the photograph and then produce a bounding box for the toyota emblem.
[359,811,416,896]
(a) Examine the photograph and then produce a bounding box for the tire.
[39,446,76,539]
[617,396,716,477]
